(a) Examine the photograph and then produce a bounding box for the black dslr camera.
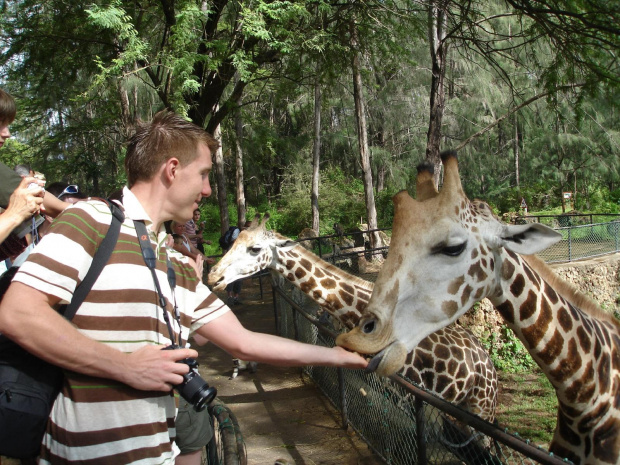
[163,346,217,411]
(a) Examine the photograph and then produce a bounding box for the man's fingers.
[162,347,198,362]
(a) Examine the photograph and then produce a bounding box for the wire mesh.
[274,282,572,465]
[539,221,620,263]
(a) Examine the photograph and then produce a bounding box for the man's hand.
[5,176,44,223]
[119,345,199,392]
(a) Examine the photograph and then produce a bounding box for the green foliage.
[480,325,537,373]
[276,167,370,236]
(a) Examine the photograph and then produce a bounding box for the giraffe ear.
[500,223,562,255]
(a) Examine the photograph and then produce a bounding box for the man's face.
[0,122,11,149]
[170,143,212,222]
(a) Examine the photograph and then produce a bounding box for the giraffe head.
[208,213,298,290]
[337,151,562,375]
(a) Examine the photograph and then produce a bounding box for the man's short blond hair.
[125,111,220,188]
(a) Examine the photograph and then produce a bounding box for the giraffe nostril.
[362,319,376,334]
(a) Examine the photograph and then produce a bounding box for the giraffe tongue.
[364,341,408,376]
[365,349,386,373]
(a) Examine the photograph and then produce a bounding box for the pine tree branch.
[453,84,585,152]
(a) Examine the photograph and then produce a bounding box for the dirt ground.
[198,276,385,465]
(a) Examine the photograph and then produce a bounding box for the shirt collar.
[121,186,168,246]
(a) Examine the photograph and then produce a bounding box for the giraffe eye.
[441,242,467,257]
[362,319,376,334]
[249,246,261,254]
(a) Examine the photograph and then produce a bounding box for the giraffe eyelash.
[432,242,467,257]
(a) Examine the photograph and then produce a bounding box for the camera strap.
[134,220,184,348]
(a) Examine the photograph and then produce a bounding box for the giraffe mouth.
[363,341,408,376]
[207,273,226,291]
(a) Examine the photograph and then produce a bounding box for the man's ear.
[163,158,180,183]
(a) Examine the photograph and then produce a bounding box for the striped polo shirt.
[14,188,229,464]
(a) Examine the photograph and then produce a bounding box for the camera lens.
[178,370,217,412]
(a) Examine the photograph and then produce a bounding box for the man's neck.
[129,183,168,233]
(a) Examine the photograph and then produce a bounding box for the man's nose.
[0,126,10,139]
[201,179,212,198]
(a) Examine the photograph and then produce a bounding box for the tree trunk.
[311,72,321,234]
[350,17,380,249]
[213,114,230,235]
[514,113,520,188]
[234,93,246,227]
[426,0,448,188]
[377,164,385,192]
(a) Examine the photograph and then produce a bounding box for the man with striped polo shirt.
[0,111,367,464]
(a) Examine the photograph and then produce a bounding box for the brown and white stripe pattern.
[15,195,227,464]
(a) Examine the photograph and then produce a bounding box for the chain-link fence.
[538,221,620,263]
[272,281,571,465]
[294,220,620,267]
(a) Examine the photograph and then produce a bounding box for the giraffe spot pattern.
[593,417,620,463]
[495,300,515,324]
[549,338,581,383]
[300,277,318,293]
[447,276,465,295]
[576,382,607,432]
[519,289,540,322]
[557,408,582,446]
[442,300,458,317]
[523,264,540,289]
[510,273,526,298]
[461,285,472,306]
[538,329,564,366]
[557,307,573,332]
[565,361,595,406]
[597,351,611,394]
[339,289,354,307]
[521,291,552,348]
[299,258,313,271]
[324,293,343,310]
[576,326,591,353]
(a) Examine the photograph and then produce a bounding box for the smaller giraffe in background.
[208,214,498,425]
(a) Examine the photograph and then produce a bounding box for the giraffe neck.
[272,245,372,329]
[490,249,620,464]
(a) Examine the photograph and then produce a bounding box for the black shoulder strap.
[61,199,125,321]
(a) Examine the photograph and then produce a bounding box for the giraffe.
[207,214,499,425]
[336,151,620,465]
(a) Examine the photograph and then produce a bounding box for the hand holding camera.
[5,177,44,226]
[162,345,217,411]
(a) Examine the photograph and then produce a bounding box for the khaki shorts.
[175,401,215,453]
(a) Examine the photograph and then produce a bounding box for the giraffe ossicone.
[336,151,620,465]
[207,213,499,425]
